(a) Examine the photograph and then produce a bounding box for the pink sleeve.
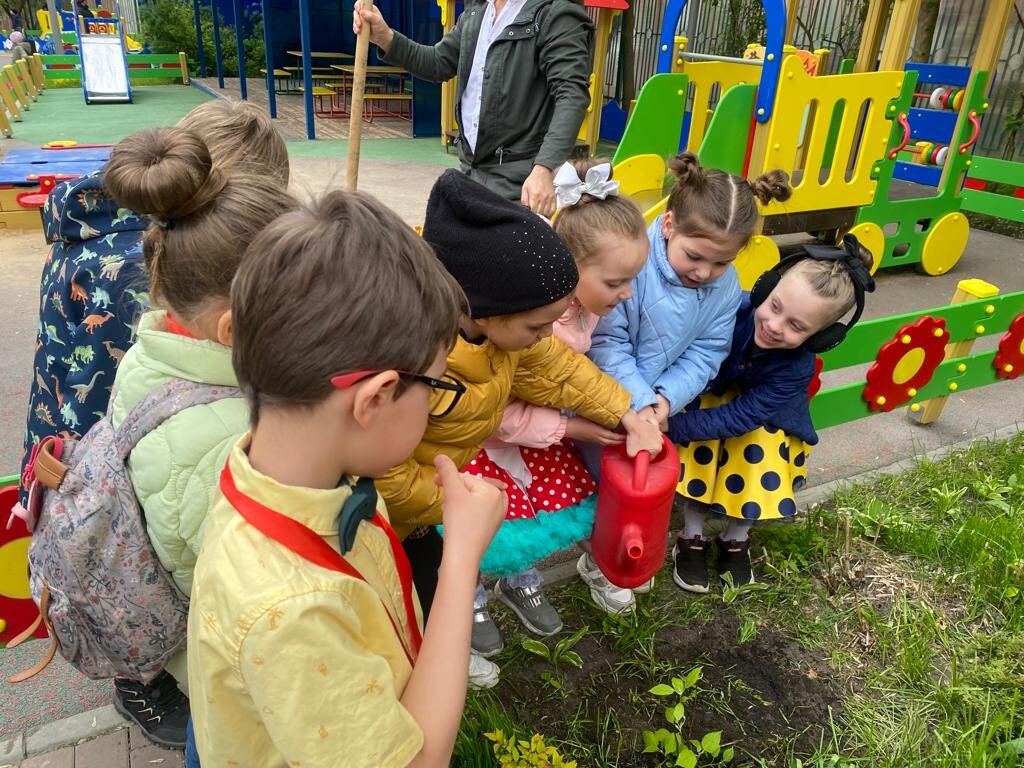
[491,399,569,449]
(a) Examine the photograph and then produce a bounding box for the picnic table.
[326,63,411,122]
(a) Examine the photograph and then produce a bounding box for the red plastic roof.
[585,0,628,9]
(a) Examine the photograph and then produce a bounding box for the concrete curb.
[9,425,1021,761]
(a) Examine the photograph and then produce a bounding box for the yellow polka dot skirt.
[675,391,809,521]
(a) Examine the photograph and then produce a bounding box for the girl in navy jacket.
[668,239,874,591]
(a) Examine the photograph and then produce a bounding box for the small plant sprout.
[484,730,578,768]
[720,571,769,604]
[642,667,735,766]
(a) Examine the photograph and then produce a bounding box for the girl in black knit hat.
[375,169,663,689]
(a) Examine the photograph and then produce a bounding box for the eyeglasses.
[331,370,466,418]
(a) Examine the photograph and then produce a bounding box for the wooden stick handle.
[346,0,373,191]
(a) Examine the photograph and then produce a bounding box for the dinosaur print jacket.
[19,171,149,504]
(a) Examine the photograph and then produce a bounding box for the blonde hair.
[553,158,646,265]
[666,152,792,243]
[103,126,294,320]
[176,100,289,184]
[788,243,875,322]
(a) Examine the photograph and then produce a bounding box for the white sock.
[722,520,753,542]
[681,500,706,540]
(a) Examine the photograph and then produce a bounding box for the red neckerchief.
[218,464,422,664]
[165,315,196,339]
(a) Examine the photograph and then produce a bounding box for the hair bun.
[666,152,707,191]
[104,127,223,221]
[750,170,793,205]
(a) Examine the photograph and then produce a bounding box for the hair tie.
[553,162,619,209]
[154,218,175,231]
[840,234,876,293]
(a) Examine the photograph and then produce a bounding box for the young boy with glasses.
[185,190,506,768]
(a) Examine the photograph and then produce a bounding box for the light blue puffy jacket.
[588,216,742,415]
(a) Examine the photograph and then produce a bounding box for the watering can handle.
[632,450,650,492]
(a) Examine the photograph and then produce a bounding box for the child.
[187,189,506,768]
[17,100,289,749]
[9,30,33,63]
[98,125,291,746]
[376,169,663,687]
[465,158,649,657]
[668,236,874,590]
[588,152,792,430]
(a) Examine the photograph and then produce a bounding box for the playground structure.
[35,8,144,53]
[606,0,1023,288]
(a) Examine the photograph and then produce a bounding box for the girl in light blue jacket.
[580,153,792,598]
[589,152,793,430]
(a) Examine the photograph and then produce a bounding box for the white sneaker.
[576,554,635,615]
[468,652,500,690]
[632,576,655,595]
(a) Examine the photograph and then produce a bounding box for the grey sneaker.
[471,604,504,657]
[576,554,635,615]
[494,579,563,637]
[469,652,500,690]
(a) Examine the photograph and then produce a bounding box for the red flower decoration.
[807,356,824,400]
[863,316,949,412]
[994,313,1024,381]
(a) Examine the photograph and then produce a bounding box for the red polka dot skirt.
[463,439,596,521]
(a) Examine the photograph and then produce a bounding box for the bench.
[300,85,342,116]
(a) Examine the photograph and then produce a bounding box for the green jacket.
[384,0,594,198]
[110,311,248,598]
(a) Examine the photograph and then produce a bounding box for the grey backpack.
[7,378,241,683]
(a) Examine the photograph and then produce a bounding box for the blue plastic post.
[211,0,224,89]
[192,0,207,77]
[232,0,246,99]
[656,0,785,124]
[298,0,315,139]
[261,0,276,118]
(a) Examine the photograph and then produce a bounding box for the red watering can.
[591,435,680,589]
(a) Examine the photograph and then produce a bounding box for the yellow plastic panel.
[734,235,780,290]
[683,61,760,153]
[756,56,906,216]
[920,212,969,276]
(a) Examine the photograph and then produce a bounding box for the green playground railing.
[39,52,189,85]
[962,156,1024,224]
[811,279,1024,430]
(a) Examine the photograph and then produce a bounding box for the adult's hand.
[521,165,556,217]
[352,1,394,51]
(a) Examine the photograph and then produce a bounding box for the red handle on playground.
[889,113,912,159]
[958,112,981,155]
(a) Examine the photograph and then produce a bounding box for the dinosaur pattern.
[21,171,149,505]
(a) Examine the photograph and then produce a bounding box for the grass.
[453,432,1024,767]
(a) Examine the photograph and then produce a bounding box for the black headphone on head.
[749,234,876,354]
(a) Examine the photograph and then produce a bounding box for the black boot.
[717,539,755,587]
[672,536,710,593]
[113,671,189,749]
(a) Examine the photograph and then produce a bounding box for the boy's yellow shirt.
[187,436,424,768]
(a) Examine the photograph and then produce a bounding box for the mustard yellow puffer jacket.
[377,333,631,538]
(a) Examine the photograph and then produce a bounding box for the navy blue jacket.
[668,295,819,446]
[20,172,148,503]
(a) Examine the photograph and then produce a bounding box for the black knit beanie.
[423,169,579,319]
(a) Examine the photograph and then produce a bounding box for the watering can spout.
[623,523,644,561]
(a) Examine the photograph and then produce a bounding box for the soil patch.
[490,598,842,766]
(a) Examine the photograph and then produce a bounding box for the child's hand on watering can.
[652,395,671,433]
[620,410,664,458]
[566,416,625,446]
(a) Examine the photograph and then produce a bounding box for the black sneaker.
[471,603,504,657]
[113,672,189,749]
[717,539,755,587]
[672,536,710,593]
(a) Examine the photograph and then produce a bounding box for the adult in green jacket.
[354,0,594,215]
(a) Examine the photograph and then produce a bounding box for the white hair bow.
[553,162,620,209]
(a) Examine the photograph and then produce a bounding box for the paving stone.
[74,729,128,768]
[24,705,127,755]
[127,725,184,768]
[19,746,74,768]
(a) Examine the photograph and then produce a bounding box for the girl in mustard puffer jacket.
[375,169,663,689]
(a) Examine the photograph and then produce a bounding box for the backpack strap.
[6,586,59,683]
[114,378,243,459]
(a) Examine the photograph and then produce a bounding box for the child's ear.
[216,310,233,347]
[661,212,673,240]
[351,371,400,429]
